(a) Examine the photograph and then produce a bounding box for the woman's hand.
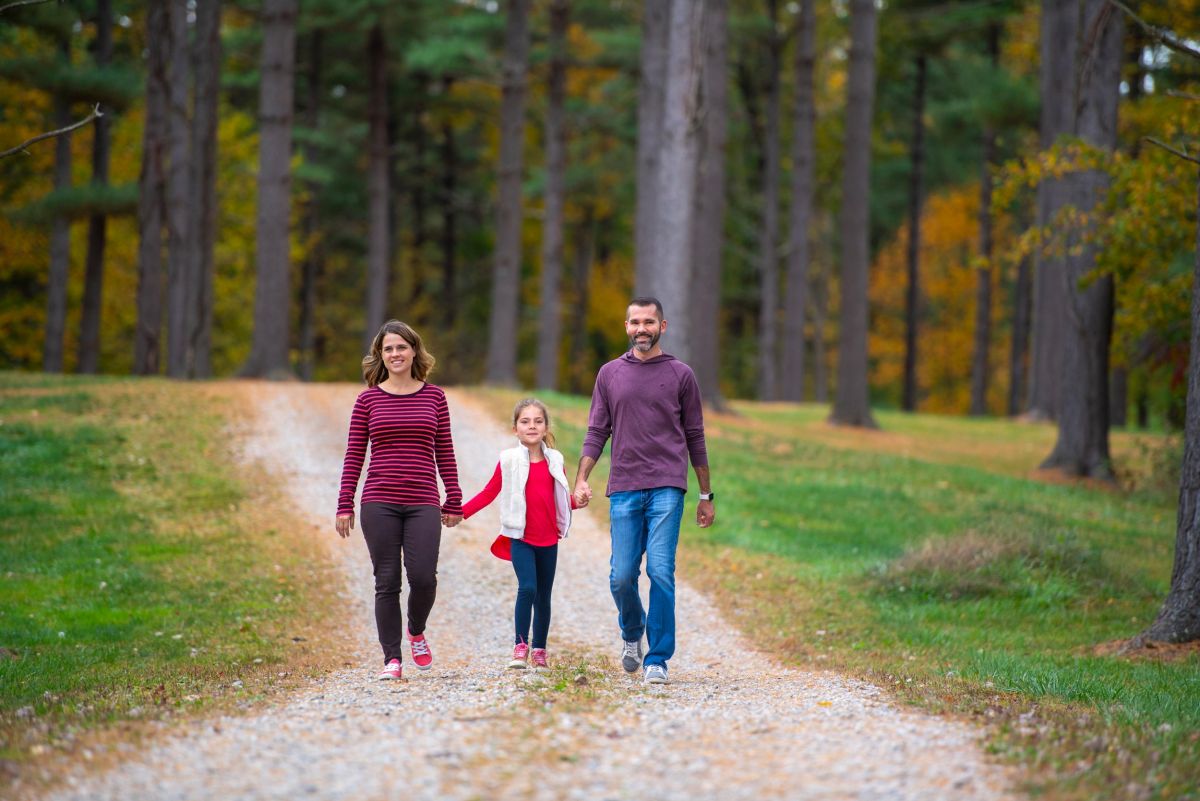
[335,513,354,538]
[441,513,462,528]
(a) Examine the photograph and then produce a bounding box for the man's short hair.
[627,296,664,320]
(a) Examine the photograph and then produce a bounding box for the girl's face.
[381,333,414,378]
[513,405,547,449]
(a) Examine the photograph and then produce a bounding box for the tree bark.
[189,0,221,378]
[969,24,1000,416]
[691,0,729,409]
[43,40,72,374]
[1138,170,1200,644]
[831,0,878,428]
[243,0,297,379]
[780,0,815,403]
[135,0,169,376]
[648,0,705,366]
[364,23,390,354]
[634,0,670,294]
[77,0,113,375]
[536,0,569,391]
[568,211,596,395]
[163,0,191,377]
[298,28,322,382]
[485,0,531,386]
[756,0,783,401]
[440,116,457,322]
[1007,253,1032,416]
[902,53,926,413]
[1039,0,1122,479]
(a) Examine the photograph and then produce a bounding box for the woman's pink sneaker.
[530,648,549,671]
[377,659,402,680]
[409,633,433,670]
[509,642,529,669]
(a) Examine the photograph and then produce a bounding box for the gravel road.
[44,382,1019,801]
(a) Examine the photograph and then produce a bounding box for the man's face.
[625,304,665,353]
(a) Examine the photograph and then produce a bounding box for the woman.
[335,320,463,680]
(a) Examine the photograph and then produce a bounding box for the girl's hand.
[441,513,462,528]
[574,487,591,508]
[335,513,354,538]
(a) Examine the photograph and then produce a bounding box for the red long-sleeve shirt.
[337,384,462,516]
[463,459,576,547]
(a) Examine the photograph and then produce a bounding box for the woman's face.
[381,333,415,379]
[513,405,547,448]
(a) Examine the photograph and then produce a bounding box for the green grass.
[0,374,342,765]
[465,387,1199,801]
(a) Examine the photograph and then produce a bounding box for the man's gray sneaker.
[621,639,642,673]
[643,664,668,685]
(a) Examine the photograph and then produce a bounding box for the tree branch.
[1105,0,1200,61]
[1143,136,1200,166]
[0,104,102,160]
[0,0,58,13]
[1167,90,1200,102]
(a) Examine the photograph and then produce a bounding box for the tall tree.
[484,0,531,386]
[831,0,878,428]
[243,0,298,379]
[634,0,670,294]
[363,22,390,354]
[901,53,926,412]
[189,0,221,378]
[648,0,705,364]
[755,0,783,401]
[298,28,322,382]
[970,24,1001,416]
[1007,253,1032,416]
[536,0,568,391]
[135,0,169,376]
[691,0,730,408]
[43,39,72,374]
[164,0,191,377]
[76,0,113,375]
[780,0,816,403]
[1039,0,1123,478]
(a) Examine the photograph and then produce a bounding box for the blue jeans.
[510,540,557,649]
[608,487,685,668]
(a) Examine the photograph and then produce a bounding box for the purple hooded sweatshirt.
[581,351,708,496]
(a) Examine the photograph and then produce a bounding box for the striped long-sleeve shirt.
[337,383,463,517]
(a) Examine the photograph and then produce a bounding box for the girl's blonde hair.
[362,320,435,387]
[512,397,556,449]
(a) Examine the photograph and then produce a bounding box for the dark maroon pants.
[359,502,442,664]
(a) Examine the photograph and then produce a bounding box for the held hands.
[440,513,462,528]
[573,481,592,509]
[696,499,715,528]
[335,513,354,538]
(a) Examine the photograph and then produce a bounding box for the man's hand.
[335,513,355,538]
[696,499,715,528]
[574,484,592,508]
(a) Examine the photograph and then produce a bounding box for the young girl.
[460,398,587,670]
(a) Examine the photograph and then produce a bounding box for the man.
[574,297,714,685]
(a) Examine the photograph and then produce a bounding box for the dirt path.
[45,382,1019,801]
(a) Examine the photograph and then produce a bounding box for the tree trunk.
[568,211,596,395]
[43,41,72,374]
[485,0,531,386]
[780,0,815,403]
[1110,367,1128,427]
[77,0,113,375]
[298,29,322,382]
[164,0,191,377]
[756,0,782,401]
[1007,253,1032,416]
[189,0,221,378]
[831,0,878,428]
[536,0,569,391]
[634,0,670,294]
[648,0,705,365]
[970,24,1000,417]
[901,53,926,413]
[1039,0,1122,479]
[243,0,297,379]
[691,0,729,409]
[135,0,169,376]
[440,116,457,322]
[811,257,829,403]
[364,23,390,354]
[1137,171,1200,644]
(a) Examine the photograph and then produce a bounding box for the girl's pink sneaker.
[531,648,549,671]
[377,659,402,680]
[409,632,433,670]
[509,642,529,669]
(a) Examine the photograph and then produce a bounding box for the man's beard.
[629,331,660,352]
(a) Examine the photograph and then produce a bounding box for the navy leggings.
[510,539,558,649]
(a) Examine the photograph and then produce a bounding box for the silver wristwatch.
[698,491,714,501]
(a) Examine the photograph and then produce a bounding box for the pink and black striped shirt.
[337,383,463,517]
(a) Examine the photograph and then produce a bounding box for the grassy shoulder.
[0,373,350,786]
[463,386,1198,801]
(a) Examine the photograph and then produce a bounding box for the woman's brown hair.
[362,320,435,387]
[512,397,556,449]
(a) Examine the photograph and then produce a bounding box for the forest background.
[1,0,1199,442]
